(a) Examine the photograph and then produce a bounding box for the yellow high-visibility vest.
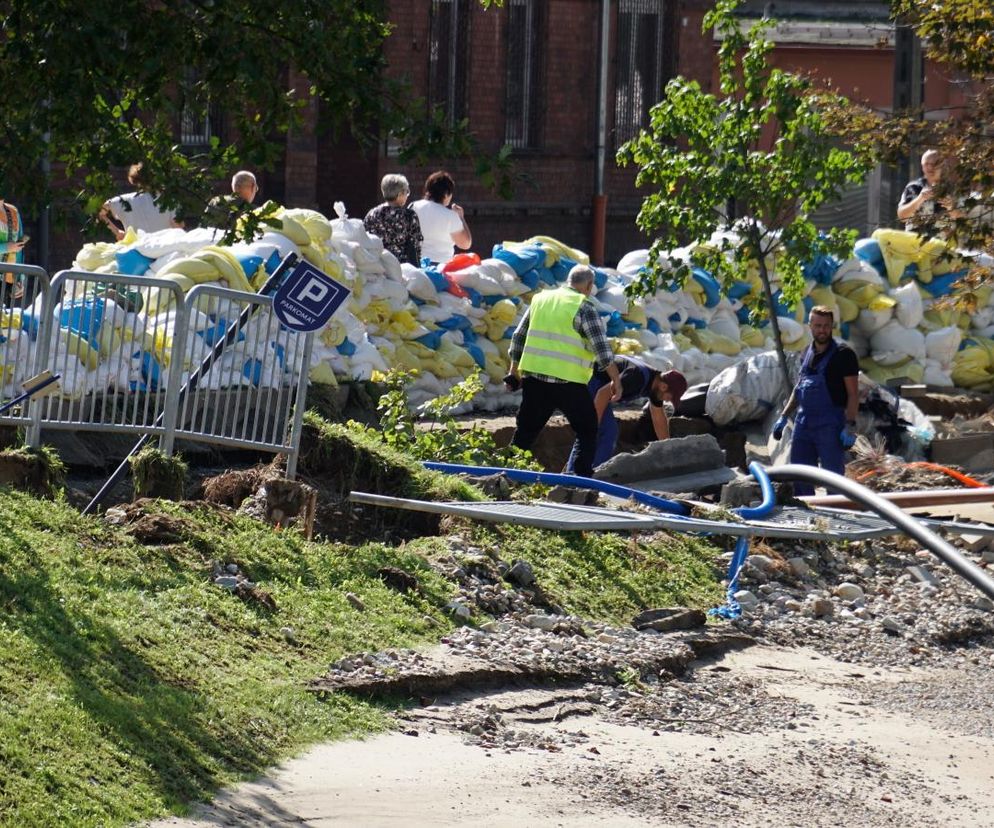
[519,287,595,383]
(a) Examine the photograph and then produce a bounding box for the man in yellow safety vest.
[505,264,621,477]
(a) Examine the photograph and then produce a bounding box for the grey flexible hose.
[766,464,994,600]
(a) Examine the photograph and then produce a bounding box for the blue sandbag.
[414,330,445,350]
[646,318,661,334]
[336,337,357,356]
[736,305,752,324]
[551,260,571,282]
[265,249,282,275]
[519,269,539,290]
[803,253,841,285]
[502,325,517,340]
[727,280,753,300]
[423,266,448,292]
[536,267,556,287]
[605,312,625,337]
[593,268,610,290]
[685,317,708,329]
[437,314,472,332]
[60,299,105,348]
[839,321,850,340]
[462,328,477,344]
[115,248,154,276]
[492,244,545,275]
[464,343,486,369]
[690,267,721,308]
[243,359,263,387]
[854,237,883,266]
[921,270,967,297]
[236,254,264,279]
[197,317,246,346]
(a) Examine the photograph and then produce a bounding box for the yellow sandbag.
[739,325,765,348]
[860,355,925,385]
[834,293,860,323]
[834,280,883,308]
[483,355,506,384]
[391,343,422,372]
[867,294,897,311]
[686,328,741,356]
[673,332,694,351]
[623,304,648,327]
[610,337,646,356]
[320,320,347,348]
[309,362,338,386]
[282,208,334,245]
[59,329,100,370]
[872,228,924,286]
[273,214,310,247]
[437,339,476,369]
[519,235,590,266]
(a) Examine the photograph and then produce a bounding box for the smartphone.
[19,236,29,244]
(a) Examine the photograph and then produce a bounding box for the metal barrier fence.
[0,267,313,476]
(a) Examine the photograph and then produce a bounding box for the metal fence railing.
[0,263,52,441]
[0,268,313,477]
[167,284,313,476]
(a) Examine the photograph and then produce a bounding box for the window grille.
[614,0,667,147]
[505,0,545,149]
[429,0,471,128]
[180,99,223,148]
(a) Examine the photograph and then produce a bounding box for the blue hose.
[422,461,690,515]
[712,462,777,619]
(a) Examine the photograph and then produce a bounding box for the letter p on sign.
[298,277,330,304]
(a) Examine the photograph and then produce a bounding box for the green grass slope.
[0,483,723,827]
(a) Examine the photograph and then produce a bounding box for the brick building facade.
[45,1,963,270]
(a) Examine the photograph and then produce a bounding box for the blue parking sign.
[273,260,350,332]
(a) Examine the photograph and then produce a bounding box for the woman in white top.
[99,162,181,240]
[410,170,472,265]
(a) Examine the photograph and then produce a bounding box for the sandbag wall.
[20,205,993,414]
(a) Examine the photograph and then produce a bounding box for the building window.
[505,0,544,149]
[614,0,667,146]
[429,0,471,128]
[179,70,223,148]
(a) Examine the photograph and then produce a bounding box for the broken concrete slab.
[907,565,940,586]
[627,467,739,498]
[594,434,725,484]
[631,607,706,633]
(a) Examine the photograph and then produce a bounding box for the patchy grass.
[0,489,457,828]
[466,524,724,625]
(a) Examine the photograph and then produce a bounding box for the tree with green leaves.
[823,0,994,283]
[0,1,512,243]
[617,0,874,390]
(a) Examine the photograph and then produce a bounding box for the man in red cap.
[566,356,687,472]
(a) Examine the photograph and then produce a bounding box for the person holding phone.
[411,170,472,265]
[0,198,28,303]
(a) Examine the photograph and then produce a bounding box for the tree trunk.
[755,251,794,397]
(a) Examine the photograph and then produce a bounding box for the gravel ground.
[149,527,994,827]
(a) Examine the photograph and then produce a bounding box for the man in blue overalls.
[566,356,687,472]
[772,306,859,496]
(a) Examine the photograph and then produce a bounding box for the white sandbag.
[854,306,893,335]
[401,264,439,302]
[617,249,649,276]
[844,327,870,358]
[870,320,926,364]
[705,351,786,426]
[833,257,885,286]
[924,359,955,387]
[775,316,806,345]
[709,306,740,340]
[891,281,923,328]
[924,326,962,365]
[381,250,403,282]
[596,284,629,314]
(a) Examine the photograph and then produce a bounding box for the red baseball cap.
[661,369,688,408]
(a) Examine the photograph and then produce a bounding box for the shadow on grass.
[0,514,282,816]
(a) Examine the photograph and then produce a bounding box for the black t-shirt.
[593,356,653,401]
[803,342,859,408]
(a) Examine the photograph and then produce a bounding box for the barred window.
[429,0,471,128]
[614,0,667,147]
[180,70,223,148]
[505,0,545,149]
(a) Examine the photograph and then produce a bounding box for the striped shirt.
[509,293,614,384]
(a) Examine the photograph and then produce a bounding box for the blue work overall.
[566,360,653,472]
[790,341,846,496]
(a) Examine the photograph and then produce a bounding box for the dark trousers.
[511,377,598,477]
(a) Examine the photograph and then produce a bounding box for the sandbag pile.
[47,204,994,414]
